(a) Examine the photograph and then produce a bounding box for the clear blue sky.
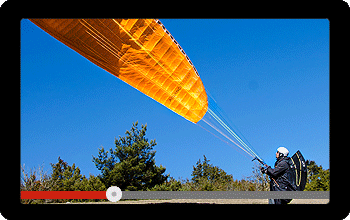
[21,19,329,181]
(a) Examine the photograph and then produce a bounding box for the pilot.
[261,147,295,204]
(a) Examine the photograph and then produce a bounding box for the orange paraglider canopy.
[29,19,208,123]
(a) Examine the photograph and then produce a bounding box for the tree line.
[21,122,329,204]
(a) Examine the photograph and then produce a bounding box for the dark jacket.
[266,156,294,191]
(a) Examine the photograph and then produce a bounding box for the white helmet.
[277,147,289,157]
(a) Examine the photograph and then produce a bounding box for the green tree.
[149,177,184,191]
[304,160,330,191]
[50,157,69,191]
[50,157,84,191]
[92,121,168,190]
[191,155,233,191]
[49,157,107,203]
[85,174,107,191]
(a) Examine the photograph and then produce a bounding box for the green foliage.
[304,160,330,191]
[92,121,168,190]
[84,174,107,191]
[151,155,265,191]
[50,157,107,203]
[50,157,83,191]
[21,157,106,204]
[149,177,184,191]
[190,155,233,191]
